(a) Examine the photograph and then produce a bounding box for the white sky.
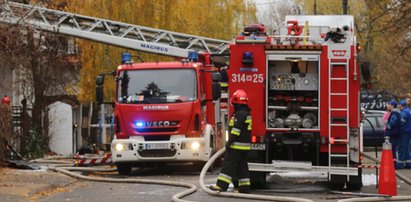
[253,0,295,23]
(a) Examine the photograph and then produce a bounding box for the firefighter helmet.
[230,89,248,105]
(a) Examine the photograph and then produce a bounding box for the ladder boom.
[0,2,230,58]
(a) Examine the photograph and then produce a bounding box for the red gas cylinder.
[1,95,10,105]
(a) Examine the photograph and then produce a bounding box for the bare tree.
[0,1,80,157]
[258,0,301,34]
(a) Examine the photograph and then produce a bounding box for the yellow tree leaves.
[297,0,411,96]
[66,0,256,103]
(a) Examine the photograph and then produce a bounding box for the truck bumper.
[111,135,212,163]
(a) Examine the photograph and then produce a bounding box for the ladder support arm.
[0,2,230,58]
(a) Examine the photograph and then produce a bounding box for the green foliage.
[66,0,257,103]
[25,128,47,159]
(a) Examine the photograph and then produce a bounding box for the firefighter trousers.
[216,148,250,193]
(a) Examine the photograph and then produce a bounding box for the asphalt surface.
[1,149,411,202]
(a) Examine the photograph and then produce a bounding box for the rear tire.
[329,174,346,190]
[117,163,132,175]
[346,168,363,191]
[250,171,266,189]
[329,182,345,190]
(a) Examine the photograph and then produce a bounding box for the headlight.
[191,141,200,150]
[115,143,125,152]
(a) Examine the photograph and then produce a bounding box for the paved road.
[38,156,411,202]
[2,149,411,202]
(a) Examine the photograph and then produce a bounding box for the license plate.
[251,143,266,150]
[145,143,169,150]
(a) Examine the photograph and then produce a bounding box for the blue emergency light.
[135,121,144,127]
[188,51,198,62]
[121,52,132,64]
[242,52,253,65]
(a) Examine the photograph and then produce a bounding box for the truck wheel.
[117,164,132,175]
[328,182,345,190]
[346,168,363,191]
[250,171,266,189]
[329,175,345,190]
[193,162,214,172]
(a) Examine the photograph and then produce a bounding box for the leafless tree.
[0,0,80,157]
[258,0,301,34]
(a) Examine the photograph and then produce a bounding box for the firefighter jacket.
[227,104,252,150]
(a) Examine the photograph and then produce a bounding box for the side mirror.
[96,75,104,85]
[212,83,221,100]
[96,75,105,104]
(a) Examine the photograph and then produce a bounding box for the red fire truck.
[96,54,225,175]
[0,1,230,175]
[231,16,362,190]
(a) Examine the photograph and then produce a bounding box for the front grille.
[144,135,170,141]
[136,128,177,133]
[138,149,176,157]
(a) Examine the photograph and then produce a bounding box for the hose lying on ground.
[36,154,314,202]
[199,147,314,202]
[31,149,411,202]
[32,160,196,202]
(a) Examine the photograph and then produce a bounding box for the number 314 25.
[231,73,264,83]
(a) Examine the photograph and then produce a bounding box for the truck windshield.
[117,69,197,104]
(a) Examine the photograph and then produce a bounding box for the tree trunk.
[0,105,12,161]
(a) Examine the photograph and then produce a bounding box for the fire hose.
[31,160,196,202]
[199,147,314,202]
[35,150,315,202]
[32,149,411,202]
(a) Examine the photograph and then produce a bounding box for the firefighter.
[210,89,252,193]
[397,100,411,169]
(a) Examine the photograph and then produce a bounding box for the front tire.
[117,163,132,175]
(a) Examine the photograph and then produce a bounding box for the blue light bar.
[242,52,253,65]
[188,51,198,62]
[122,52,132,64]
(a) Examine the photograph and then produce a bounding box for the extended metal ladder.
[0,2,230,58]
[328,59,350,179]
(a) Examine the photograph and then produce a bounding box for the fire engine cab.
[229,16,362,190]
[96,53,225,175]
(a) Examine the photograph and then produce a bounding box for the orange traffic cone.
[378,136,397,196]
